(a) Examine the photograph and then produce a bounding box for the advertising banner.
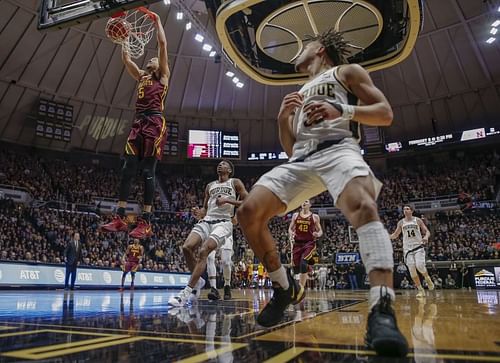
[0,262,189,289]
[335,253,360,265]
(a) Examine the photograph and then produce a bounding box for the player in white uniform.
[168,161,248,306]
[390,205,434,297]
[236,29,407,356]
[207,232,235,301]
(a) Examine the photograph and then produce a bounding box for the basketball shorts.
[404,247,426,269]
[192,219,233,247]
[123,261,139,273]
[125,113,167,160]
[254,138,382,214]
[293,241,317,267]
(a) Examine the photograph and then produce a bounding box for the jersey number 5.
[138,87,145,99]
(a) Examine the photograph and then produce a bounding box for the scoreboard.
[187,130,240,159]
[36,98,73,142]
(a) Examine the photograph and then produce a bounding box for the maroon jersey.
[294,213,315,242]
[127,245,142,263]
[135,74,167,113]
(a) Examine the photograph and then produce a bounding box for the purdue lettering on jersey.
[401,217,423,250]
[291,66,360,161]
[206,178,237,220]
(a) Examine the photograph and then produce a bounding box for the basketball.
[105,17,131,43]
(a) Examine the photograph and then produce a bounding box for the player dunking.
[237,29,408,356]
[390,205,434,297]
[288,200,323,288]
[100,11,169,239]
[120,238,144,291]
[168,161,248,306]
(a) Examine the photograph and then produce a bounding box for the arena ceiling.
[0,0,499,158]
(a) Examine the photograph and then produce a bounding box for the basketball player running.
[168,161,248,306]
[288,199,323,288]
[390,205,434,297]
[120,238,144,291]
[207,232,235,301]
[236,29,408,356]
[100,11,169,239]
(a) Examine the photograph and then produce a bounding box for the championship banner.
[335,252,360,265]
[473,267,497,289]
[0,262,189,289]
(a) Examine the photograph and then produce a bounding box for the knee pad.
[357,221,394,274]
[207,251,216,277]
[131,271,136,278]
[293,266,301,275]
[221,249,233,267]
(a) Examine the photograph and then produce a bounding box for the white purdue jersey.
[291,66,360,161]
[205,178,237,220]
[401,217,423,250]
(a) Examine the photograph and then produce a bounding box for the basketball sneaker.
[223,285,232,300]
[168,288,191,307]
[190,277,205,302]
[129,218,153,239]
[100,215,128,232]
[365,291,408,357]
[256,268,305,327]
[416,288,425,298]
[426,279,435,291]
[208,287,221,301]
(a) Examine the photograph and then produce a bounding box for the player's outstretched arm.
[216,179,248,207]
[121,47,143,81]
[288,213,298,240]
[278,92,302,157]
[192,183,210,220]
[312,214,323,238]
[341,64,393,126]
[417,218,430,243]
[389,220,402,240]
[151,11,170,85]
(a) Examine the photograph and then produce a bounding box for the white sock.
[268,266,289,290]
[184,286,193,294]
[369,286,395,310]
[209,278,217,288]
[223,266,231,286]
[357,221,393,273]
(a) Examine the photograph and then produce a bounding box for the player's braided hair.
[306,29,350,65]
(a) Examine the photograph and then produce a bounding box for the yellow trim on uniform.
[304,246,317,261]
[153,116,167,157]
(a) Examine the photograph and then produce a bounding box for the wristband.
[326,101,355,120]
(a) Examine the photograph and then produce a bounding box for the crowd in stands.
[0,147,499,279]
[0,149,162,208]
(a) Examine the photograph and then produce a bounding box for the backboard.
[38,0,163,31]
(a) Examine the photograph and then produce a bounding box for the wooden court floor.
[0,289,498,362]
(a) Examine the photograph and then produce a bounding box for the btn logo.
[103,272,112,284]
[168,275,175,284]
[54,269,65,283]
[140,274,147,284]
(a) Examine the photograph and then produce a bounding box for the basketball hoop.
[105,7,156,59]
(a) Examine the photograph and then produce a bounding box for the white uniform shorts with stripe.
[404,247,426,270]
[192,220,233,248]
[255,139,382,214]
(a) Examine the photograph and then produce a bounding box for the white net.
[105,7,155,59]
